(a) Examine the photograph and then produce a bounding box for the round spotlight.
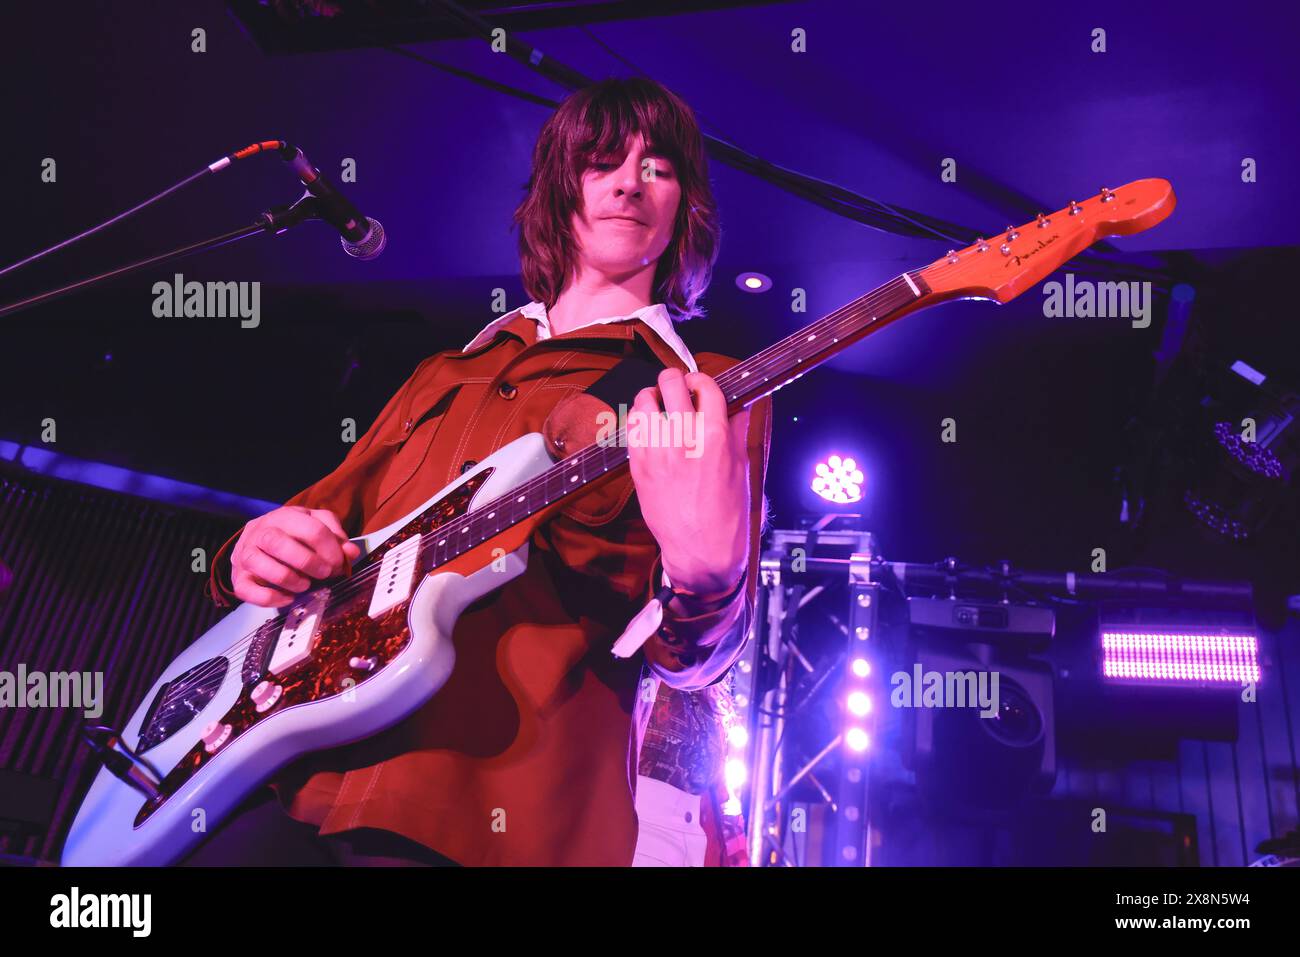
[735,271,772,293]
[847,691,872,716]
[851,657,871,678]
[980,679,1044,748]
[845,727,870,752]
[811,453,865,504]
[727,724,749,750]
[725,758,748,790]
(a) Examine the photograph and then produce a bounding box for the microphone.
[282,146,387,261]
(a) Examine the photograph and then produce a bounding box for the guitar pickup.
[268,590,328,676]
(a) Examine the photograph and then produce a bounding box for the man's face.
[571,132,682,279]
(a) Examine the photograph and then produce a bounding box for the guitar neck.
[421,177,1177,573]
[417,271,929,573]
[713,271,927,411]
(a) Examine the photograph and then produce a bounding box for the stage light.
[845,727,870,752]
[727,724,749,750]
[735,271,772,293]
[1180,358,1297,542]
[811,453,865,504]
[847,691,872,716]
[1212,420,1286,479]
[724,758,748,791]
[851,657,871,678]
[1230,359,1264,385]
[1101,629,1260,685]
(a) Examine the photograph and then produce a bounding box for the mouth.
[602,216,647,227]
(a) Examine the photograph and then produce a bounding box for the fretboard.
[415,272,927,572]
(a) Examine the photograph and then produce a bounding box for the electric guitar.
[62,180,1175,865]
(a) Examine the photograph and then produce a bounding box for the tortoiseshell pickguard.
[133,471,492,828]
[358,469,492,569]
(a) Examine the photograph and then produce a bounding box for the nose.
[614,161,643,198]
[614,180,642,199]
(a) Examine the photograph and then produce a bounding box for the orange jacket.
[206,309,772,866]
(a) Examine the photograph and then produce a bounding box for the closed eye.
[590,161,674,178]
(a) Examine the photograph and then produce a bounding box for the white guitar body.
[62,433,554,866]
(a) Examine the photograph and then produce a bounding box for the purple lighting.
[845,728,870,752]
[811,454,864,504]
[725,757,748,790]
[735,271,772,293]
[1183,489,1251,541]
[1101,630,1261,685]
[1213,421,1287,480]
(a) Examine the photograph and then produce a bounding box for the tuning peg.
[1100,186,1116,203]
[1036,212,1051,228]
[1005,225,1020,241]
[975,236,989,252]
[1068,200,1082,216]
[946,249,959,264]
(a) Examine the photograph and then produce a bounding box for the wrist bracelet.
[656,566,748,618]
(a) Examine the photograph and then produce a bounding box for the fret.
[715,274,922,409]
[422,272,926,574]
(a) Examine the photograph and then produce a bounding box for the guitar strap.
[579,336,672,410]
[574,338,728,661]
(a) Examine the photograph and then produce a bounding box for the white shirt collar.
[462,300,698,374]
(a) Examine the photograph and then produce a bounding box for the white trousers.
[632,774,708,867]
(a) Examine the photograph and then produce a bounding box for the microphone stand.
[0,193,325,320]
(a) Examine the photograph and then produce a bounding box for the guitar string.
[239,242,1013,625]
[167,233,1072,697]
[167,270,939,691]
[211,276,917,620]
[148,199,1126,715]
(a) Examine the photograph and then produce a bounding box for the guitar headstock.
[916,179,1176,304]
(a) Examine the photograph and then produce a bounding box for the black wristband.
[657,566,748,619]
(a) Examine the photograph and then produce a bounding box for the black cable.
[0,140,287,283]
[577,25,653,79]
[382,44,562,110]
[0,168,210,281]
[0,223,267,319]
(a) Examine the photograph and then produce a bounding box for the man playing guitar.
[183,76,772,866]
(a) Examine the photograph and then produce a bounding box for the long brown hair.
[512,77,720,323]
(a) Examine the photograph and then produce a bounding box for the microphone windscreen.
[342,218,386,261]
